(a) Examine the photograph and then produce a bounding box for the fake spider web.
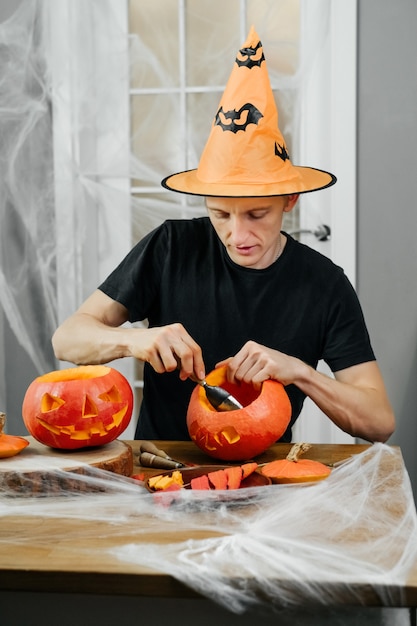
[0,443,416,615]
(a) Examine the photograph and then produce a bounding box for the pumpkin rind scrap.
[22,365,133,450]
[261,458,331,483]
[186,365,291,461]
[0,412,30,458]
[261,443,332,483]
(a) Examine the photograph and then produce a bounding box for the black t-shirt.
[99,217,375,441]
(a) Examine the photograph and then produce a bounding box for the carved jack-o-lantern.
[186,365,291,461]
[22,365,133,450]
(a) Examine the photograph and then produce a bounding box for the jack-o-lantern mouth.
[37,406,129,441]
[189,424,241,452]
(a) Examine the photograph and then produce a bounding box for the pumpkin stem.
[0,412,5,436]
[286,442,312,462]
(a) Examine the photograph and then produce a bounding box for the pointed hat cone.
[162,26,336,197]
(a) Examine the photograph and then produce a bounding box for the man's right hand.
[52,290,205,382]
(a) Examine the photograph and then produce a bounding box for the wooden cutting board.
[0,437,133,494]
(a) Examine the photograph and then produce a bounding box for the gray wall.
[357,0,417,498]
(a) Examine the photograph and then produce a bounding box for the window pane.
[186,91,221,168]
[186,0,242,86]
[129,0,179,88]
[130,94,181,188]
[247,0,300,76]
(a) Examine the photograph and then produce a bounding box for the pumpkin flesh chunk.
[208,469,228,490]
[225,466,242,490]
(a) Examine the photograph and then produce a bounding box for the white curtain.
[0,0,134,429]
[0,0,58,428]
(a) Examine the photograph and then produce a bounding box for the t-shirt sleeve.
[322,273,375,372]
[98,224,167,323]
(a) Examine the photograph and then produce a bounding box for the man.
[52,28,395,443]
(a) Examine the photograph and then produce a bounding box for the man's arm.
[52,290,205,381]
[295,360,395,443]
[219,341,395,443]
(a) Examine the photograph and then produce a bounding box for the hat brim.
[162,166,336,197]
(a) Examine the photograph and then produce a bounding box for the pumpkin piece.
[151,475,175,491]
[148,470,185,491]
[148,474,163,489]
[160,483,182,492]
[225,466,242,490]
[22,365,133,450]
[241,462,258,479]
[186,365,291,461]
[170,470,185,487]
[261,443,331,484]
[0,412,30,459]
[190,474,210,490]
[207,469,228,490]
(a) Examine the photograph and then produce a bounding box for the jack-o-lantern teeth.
[220,427,240,444]
[36,404,128,440]
[111,406,129,428]
[212,428,240,445]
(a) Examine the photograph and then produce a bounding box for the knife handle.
[139,441,171,459]
[139,452,184,470]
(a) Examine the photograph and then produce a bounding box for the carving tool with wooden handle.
[139,441,187,469]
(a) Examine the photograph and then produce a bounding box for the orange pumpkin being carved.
[186,365,291,461]
[22,365,133,450]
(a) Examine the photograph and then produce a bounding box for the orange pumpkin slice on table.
[0,412,29,458]
[261,442,331,484]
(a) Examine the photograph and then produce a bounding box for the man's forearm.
[294,362,395,443]
[52,313,133,365]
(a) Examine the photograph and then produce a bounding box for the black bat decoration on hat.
[275,142,290,162]
[214,103,263,133]
[236,41,265,68]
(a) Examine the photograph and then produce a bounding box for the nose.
[228,215,249,244]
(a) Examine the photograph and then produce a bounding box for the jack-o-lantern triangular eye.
[82,394,99,418]
[41,393,66,413]
[98,385,122,403]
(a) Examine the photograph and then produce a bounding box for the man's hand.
[129,323,205,381]
[217,340,395,443]
[217,340,298,388]
[53,290,205,382]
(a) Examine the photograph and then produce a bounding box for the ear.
[284,194,299,213]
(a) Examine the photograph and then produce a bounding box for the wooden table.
[0,441,416,616]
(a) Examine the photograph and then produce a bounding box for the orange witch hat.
[162,26,336,197]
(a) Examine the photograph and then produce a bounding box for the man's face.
[206,195,296,269]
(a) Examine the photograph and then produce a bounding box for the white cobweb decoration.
[0,443,416,616]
